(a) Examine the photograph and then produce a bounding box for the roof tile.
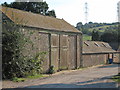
[1,6,81,33]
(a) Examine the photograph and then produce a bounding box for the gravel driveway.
[2,64,119,88]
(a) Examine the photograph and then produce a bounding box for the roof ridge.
[1,6,81,33]
[1,6,63,21]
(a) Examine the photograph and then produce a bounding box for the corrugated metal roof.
[83,41,116,54]
[1,6,81,33]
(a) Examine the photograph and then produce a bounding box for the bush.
[100,30,119,42]
[2,21,46,79]
[48,66,55,74]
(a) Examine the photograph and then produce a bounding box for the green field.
[83,34,92,41]
[88,25,118,33]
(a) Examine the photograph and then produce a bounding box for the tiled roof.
[1,6,81,33]
[83,41,117,54]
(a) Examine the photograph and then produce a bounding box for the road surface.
[2,64,119,88]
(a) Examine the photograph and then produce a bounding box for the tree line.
[2,1,56,17]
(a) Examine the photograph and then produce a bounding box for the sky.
[0,0,120,26]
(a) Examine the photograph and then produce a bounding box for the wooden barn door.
[38,32,50,73]
[50,34,77,71]
[59,35,69,70]
[50,34,59,72]
[68,35,77,69]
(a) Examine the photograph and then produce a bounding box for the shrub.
[48,66,55,74]
[2,21,46,79]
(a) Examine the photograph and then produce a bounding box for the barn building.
[1,6,82,73]
[82,41,120,67]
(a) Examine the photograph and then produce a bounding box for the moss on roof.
[1,6,81,33]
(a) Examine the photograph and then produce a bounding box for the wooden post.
[80,34,83,67]
[49,34,51,69]
[75,35,77,69]
[58,34,61,71]
[112,53,114,63]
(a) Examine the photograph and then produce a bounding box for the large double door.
[51,34,77,71]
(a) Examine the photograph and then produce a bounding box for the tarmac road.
[2,64,119,88]
[24,64,119,88]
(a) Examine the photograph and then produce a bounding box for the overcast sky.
[0,0,120,26]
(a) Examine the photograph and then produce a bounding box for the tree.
[76,22,83,30]
[46,10,56,17]
[92,29,100,41]
[2,2,56,17]
[100,30,118,43]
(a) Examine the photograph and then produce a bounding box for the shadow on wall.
[24,75,117,88]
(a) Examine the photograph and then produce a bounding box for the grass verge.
[111,74,120,82]
[12,74,49,82]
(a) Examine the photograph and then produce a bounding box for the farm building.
[1,6,82,73]
[82,41,120,67]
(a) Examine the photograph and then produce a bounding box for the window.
[102,43,107,47]
[84,42,89,46]
[94,42,100,47]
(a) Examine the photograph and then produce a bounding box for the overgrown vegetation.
[48,66,55,74]
[12,77,26,82]
[2,20,47,79]
[12,74,48,82]
[111,73,120,82]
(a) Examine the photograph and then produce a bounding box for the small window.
[84,42,89,46]
[94,42,100,47]
[102,43,107,47]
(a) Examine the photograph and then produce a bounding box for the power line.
[85,2,88,24]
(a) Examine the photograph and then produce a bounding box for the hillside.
[88,24,118,33]
[76,22,119,41]
[83,34,91,41]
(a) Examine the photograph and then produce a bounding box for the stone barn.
[1,6,82,73]
[82,41,119,67]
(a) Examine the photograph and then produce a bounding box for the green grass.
[88,24,118,33]
[12,77,26,82]
[83,34,92,41]
[89,29,105,33]
[111,74,120,82]
[12,74,49,82]
[26,74,47,79]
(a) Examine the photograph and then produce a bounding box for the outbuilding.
[82,41,119,67]
[1,6,82,73]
